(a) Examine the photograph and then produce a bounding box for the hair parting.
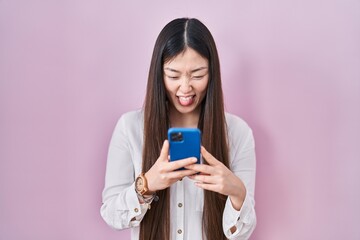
[184,19,189,46]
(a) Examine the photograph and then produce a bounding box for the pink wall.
[1,0,359,239]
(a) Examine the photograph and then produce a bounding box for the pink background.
[1,0,359,239]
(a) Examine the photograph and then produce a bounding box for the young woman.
[101,18,256,240]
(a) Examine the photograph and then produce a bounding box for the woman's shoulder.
[225,112,252,132]
[225,112,255,153]
[119,109,143,123]
[115,109,144,132]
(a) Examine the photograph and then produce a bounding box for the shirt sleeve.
[223,122,257,239]
[100,114,148,229]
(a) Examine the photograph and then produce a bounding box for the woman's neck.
[169,107,200,128]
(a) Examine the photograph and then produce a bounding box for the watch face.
[136,177,143,191]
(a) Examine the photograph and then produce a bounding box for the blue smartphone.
[168,128,201,169]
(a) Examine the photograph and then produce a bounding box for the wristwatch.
[135,173,151,195]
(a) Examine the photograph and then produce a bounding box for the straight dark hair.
[141,18,229,240]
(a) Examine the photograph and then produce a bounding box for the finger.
[188,174,217,184]
[184,163,214,174]
[159,140,170,162]
[166,157,198,171]
[194,182,218,193]
[201,146,220,166]
[167,169,198,180]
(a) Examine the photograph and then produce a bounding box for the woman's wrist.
[136,191,156,203]
[135,190,159,209]
[229,180,246,210]
[229,194,245,211]
[144,172,156,193]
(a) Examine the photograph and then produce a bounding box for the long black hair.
[141,18,229,240]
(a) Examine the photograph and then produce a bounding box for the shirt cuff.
[223,192,252,237]
[121,182,148,225]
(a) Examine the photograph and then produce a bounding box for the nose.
[179,77,192,93]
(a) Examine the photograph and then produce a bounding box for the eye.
[192,75,204,80]
[166,75,180,80]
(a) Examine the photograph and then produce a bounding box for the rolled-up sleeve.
[223,191,256,239]
[100,114,148,229]
[223,118,257,239]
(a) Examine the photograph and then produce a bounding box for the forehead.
[163,48,208,70]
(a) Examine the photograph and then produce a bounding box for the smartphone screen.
[168,128,201,168]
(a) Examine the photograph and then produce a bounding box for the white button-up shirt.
[100,110,256,239]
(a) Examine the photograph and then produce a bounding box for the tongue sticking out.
[178,96,194,106]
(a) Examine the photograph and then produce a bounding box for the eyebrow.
[164,66,208,73]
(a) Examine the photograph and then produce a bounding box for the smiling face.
[163,48,209,124]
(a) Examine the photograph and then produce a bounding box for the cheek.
[163,82,177,98]
[164,80,178,93]
[196,80,209,94]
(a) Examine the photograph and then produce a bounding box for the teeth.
[179,96,192,101]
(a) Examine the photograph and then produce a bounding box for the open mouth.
[177,95,195,106]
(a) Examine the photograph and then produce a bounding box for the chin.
[174,104,200,115]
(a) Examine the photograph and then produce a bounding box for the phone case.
[168,128,201,167]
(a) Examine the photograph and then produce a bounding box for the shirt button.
[178,203,183,208]
[177,229,182,234]
[134,208,139,213]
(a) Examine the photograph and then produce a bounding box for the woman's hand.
[186,146,246,210]
[145,140,198,193]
